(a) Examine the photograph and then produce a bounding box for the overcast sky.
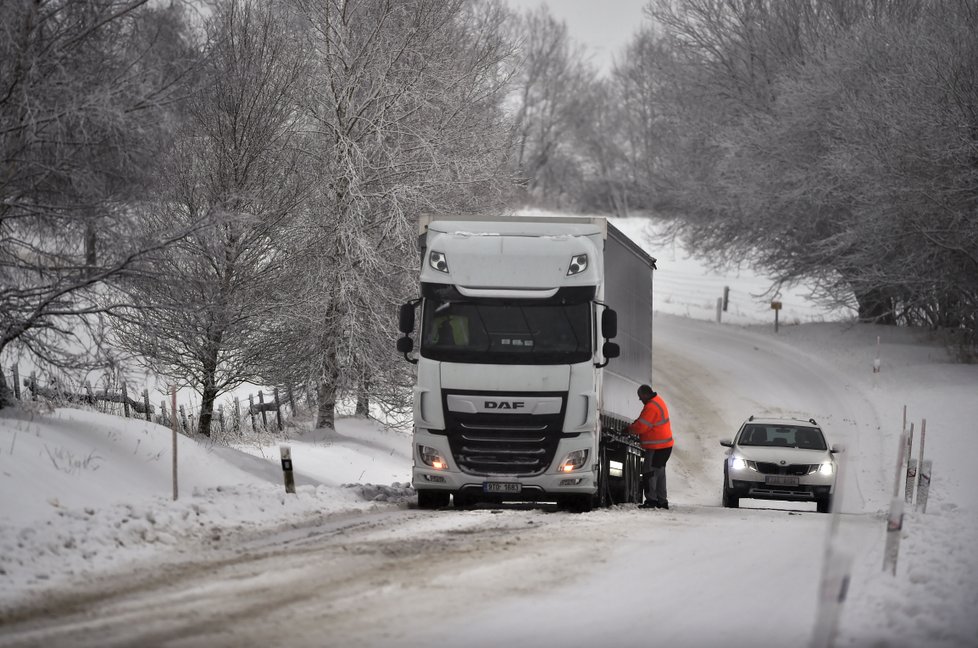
[504,0,651,74]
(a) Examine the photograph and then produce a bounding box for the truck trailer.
[396,214,656,511]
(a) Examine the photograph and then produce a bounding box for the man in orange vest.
[628,384,674,509]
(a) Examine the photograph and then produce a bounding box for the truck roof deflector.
[456,286,560,299]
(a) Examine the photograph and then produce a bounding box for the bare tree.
[508,4,595,206]
[0,0,198,407]
[112,0,311,435]
[269,0,516,430]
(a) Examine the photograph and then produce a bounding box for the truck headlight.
[429,251,449,273]
[559,449,589,472]
[566,254,588,276]
[419,445,448,470]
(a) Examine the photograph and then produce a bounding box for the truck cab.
[397,215,654,511]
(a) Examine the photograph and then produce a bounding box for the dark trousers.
[642,446,672,504]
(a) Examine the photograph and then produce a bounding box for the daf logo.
[484,401,525,410]
[779,460,787,465]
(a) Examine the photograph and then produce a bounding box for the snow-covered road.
[0,314,891,648]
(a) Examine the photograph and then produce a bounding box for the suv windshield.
[420,297,592,365]
[737,424,827,451]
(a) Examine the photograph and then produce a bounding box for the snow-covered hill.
[1,216,976,647]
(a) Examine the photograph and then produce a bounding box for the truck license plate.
[483,482,522,494]
[766,475,799,487]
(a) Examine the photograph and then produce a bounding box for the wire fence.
[3,363,308,438]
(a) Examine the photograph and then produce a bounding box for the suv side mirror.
[398,302,416,334]
[601,308,618,339]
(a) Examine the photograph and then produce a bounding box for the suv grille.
[754,462,818,476]
[443,392,565,476]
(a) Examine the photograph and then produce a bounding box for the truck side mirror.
[396,336,417,364]
[601,308,618,339]
[398,302,416,334]
[397,337,414,354]
[596,341,619,368]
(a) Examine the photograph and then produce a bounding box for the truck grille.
[442,391,566,476]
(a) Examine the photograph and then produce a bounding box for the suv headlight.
[807,461,834,476]
[559,449,589,472]
[730,456,757,471]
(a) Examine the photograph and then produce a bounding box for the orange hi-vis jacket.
[628,394,674,451]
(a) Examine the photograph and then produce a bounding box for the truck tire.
[417,490,450,509]
[567,493,594,513]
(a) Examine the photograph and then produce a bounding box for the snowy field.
[1,215,976,647]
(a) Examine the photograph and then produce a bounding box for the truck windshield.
[420,298,592,365]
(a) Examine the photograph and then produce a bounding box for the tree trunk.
[198,382,218,437]
[356,380,369,417]
[196,344,222,437]
[0,367,11,409]
[316,345,339,430]
[855,287,896,324]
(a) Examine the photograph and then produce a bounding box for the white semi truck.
[396,214,656,511]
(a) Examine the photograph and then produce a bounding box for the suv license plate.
[766,475,799,487]
[484,482,522,494]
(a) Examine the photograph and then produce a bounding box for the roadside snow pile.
[0,406,412,611]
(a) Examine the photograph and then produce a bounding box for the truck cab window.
[420,298,591,365]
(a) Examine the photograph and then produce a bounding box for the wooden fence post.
[234,397,241,435]
[287,385,296,414]
[11,365,20,400]
[274,387,283,431]
[28,372,37,400]
[258,390,268,429]
[161,400,168,427]
[121,383,130,418]
[248,394,256,430]
[218,404,226,436]
[179,405,189,434]
[142,389,151,421]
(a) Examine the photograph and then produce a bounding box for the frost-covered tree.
[270,0,516,429]
[112,0,311,435]
[0,0,197,408]
[508,4,594,207]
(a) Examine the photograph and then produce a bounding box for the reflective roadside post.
[281,445,296,494]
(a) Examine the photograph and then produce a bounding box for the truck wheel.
[417,490,449,509]
[816,495,832,514]
[453,491,474,509]
[567,494,594,513]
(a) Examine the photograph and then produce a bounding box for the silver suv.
[720,416,842,513]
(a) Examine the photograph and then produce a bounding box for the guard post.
[280,445,296,494]
[771,300,782,332]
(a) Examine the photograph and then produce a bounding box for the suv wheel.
[722,466,739,508]
[816,495,832,514]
